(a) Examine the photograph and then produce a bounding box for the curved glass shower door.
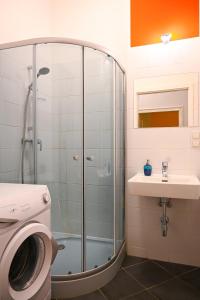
[36,44,125,275]
[115,63,125,252]
[36,43,83,275]
[84,47,115,270]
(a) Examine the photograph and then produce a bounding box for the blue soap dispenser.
[144,159,152,176]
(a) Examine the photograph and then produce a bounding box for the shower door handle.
[73,155,80,161]
[86,156,94,161]
[37,139,43,151]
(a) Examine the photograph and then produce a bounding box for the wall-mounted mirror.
[133,73,199,128]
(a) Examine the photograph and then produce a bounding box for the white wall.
[0,0,52,43]
[51,0,130,66]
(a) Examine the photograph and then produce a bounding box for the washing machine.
[0,183,58,300]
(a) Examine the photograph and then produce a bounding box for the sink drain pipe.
[159,198,171,237]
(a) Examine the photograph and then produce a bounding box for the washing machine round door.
[0,222,53,300]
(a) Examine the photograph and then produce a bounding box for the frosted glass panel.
[0,45,33,183]
[84,47,114,271]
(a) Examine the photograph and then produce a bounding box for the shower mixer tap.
[22,138,43,151]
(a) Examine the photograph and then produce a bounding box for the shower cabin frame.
[0,37,126,298]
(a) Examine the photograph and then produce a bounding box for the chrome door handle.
[37,139,43,151]
[86,156,94,161]
[73,155,80,161]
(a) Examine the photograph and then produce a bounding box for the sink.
[128,173,200,200]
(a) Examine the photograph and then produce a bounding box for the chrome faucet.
[162,161,168,182]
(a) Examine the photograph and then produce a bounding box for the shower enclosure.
[0,38,125,298]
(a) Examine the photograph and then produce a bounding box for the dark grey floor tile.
[66,290,105,300]
[126,291,157,299]
[122,256,147,268]
[100,269,143,300]
[126,261,171,288]
[151,278,200,300]
[154,260,196,276]
[181,268,200,291]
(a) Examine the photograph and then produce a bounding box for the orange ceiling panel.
[130,0,199,46]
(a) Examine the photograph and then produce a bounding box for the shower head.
[37,67,50,78]
[28,67,50,90]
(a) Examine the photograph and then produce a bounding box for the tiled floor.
[53,256,200,300]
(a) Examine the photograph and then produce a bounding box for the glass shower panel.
[0,45,33,184]
[36,43,83,275]
[84,47,114,271]
[115,64,125,252]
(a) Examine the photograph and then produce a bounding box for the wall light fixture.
[161,33,172,44]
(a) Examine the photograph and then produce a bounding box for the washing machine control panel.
[0,184,51,223]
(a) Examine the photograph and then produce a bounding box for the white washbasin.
[128,173,200,200]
